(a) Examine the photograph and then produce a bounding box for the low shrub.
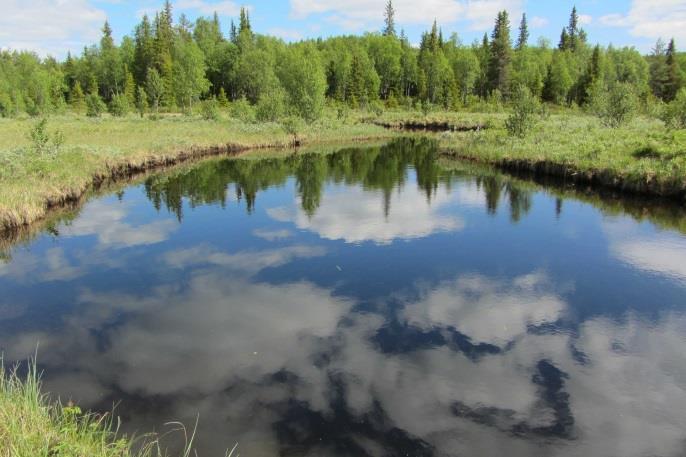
[108,94,129,117]
[590,82,639,128]
[506,85,541,138]
[200,98,220,121]
[27,118,64,158]
[229,97,256,123]
[661,88,686,130]
[85,93,106,118]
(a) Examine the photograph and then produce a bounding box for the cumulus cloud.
[267,184,464,244]
[61,201,178,249]
[604,218,686,284]
[599,0,686,42]
[402,272,566,346]
[0,0,106,57]
[290,0,522,31]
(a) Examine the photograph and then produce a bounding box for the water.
[2,138,686,457]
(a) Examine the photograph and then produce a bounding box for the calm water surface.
[2,139,686,457]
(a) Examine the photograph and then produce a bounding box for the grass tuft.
[0,359,204,457]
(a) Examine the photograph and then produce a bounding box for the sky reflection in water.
[1,138,686,457]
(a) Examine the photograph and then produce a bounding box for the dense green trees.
[0,2,683,122]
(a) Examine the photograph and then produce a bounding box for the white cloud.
[402,272,566,346]
[267,184,463,244]
[604,218,686,285]
[267,27,304,41]
[289,0,522,31]
[578,14,592,26]
[0,0,106,57]
[530,16,549,29]
[599,0,686,42]
[61,201,178,249]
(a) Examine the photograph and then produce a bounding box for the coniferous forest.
[0,1,684,122]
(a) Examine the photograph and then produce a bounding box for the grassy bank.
[1,108,685,232]
[0,112,393,231]
[0,362,182,457]
[430,112,686,201]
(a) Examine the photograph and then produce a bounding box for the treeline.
[0,1,685,121]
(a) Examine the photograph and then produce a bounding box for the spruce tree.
[568,6,579,51]
[516,13,529,51]
[577,45,602,105]
[230,20,238,44]
[487,11,512,96]
[383,1,396,37]
[559,28,570,51]
[665,39,681,101]
[239,7,251,34]
[70,81,85,113]
[649,38,669,99]
[124,66,136,105]
[135,85,148,117]
[133,15,154,86]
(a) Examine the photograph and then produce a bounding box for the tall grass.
[0,110,394,230]
[0,360,206,457]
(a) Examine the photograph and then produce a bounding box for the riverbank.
[0,113,394,231]
[1,109,685,232]
[433,113,686,202]
[0,362,176,457]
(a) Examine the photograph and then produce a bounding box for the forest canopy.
[0,1,684,122]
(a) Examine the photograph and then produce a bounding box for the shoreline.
[442,151,686,203]
[2,111,685,234]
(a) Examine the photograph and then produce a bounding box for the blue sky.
[1,0,685,58]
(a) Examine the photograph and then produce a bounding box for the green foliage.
[69,81,86,113]
[281,115,304,145]
[590,82,639,128]
[217,87,229,107]
[145,68,164,113]
[277,45,327,122]
[200,97,220,120]
[0,360,202,457]
[229,97,256,122]
[85,93,107,117]
[135,85,148,117]
[0,3,667,121]
[256,84,286,122]
[506,85,540,137]
[661,88,686,129]
[27,118,64,157]
[488,10,513,96]
[108,93,129,117]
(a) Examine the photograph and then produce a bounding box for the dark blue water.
[2,138,686,457]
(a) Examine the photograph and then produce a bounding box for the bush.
[229,97,256,123]
[200,98,220,121]
[108,94,129,117]
[590,82,639,128]
[506,85,541,138]
[256,87,286,122]
[282,116,303,146]
[85,93,106,118]
[27,118,64,158]
[661,89,686,130]
[369,100,384,117]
